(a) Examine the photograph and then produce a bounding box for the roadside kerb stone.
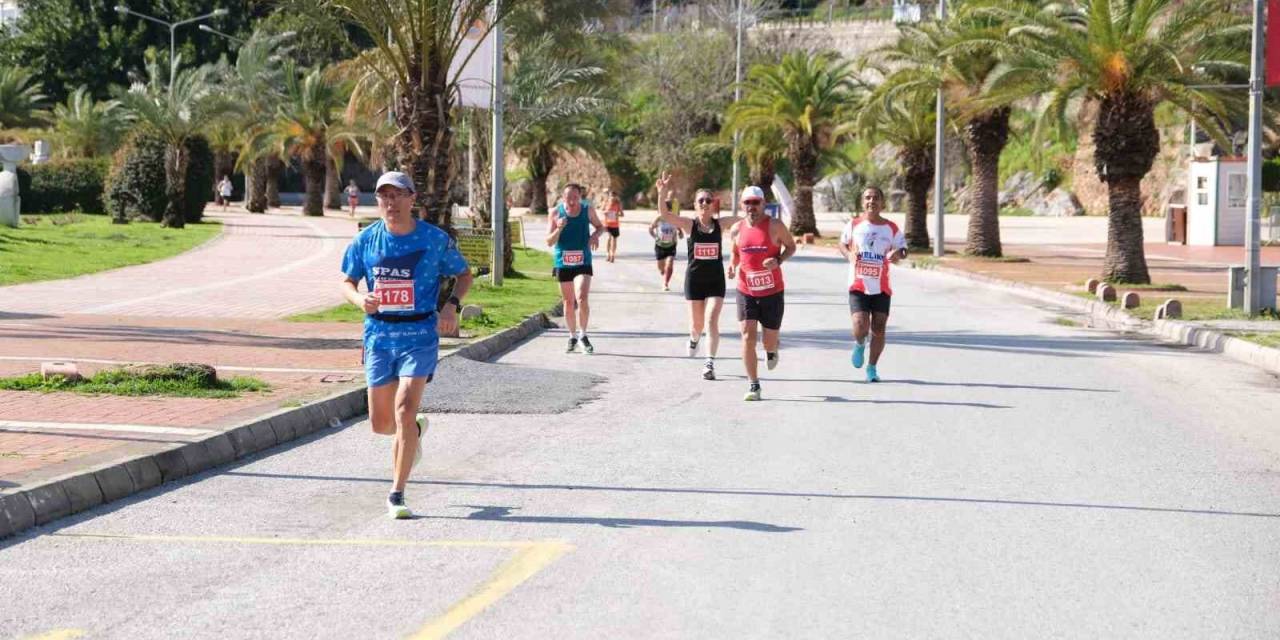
[907,259,1280,378]
[0,306,558,540]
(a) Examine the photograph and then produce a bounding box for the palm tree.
[726,52,859,236]
[324,0,521,230]
[867,7,1019,257]
[983,0,1248,283]
[252,64,363,216]
[116,57,233,228]
[0,66,47,128]
[224,31,294,213]
[52,86,130,158]
[855,88,938,249]
[506,35,608,215]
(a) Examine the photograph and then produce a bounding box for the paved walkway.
[0,210,356,319]
[5,225,1278,638]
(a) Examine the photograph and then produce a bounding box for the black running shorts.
[736,290,785,330]
[684,272,726,301]
[553,264,594,283]
[848,291,891,315]
[654,244,677,260]
[606,227,620,238]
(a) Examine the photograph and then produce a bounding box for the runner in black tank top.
[654,172,743,380]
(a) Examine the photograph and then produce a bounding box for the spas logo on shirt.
[372,250,427,279]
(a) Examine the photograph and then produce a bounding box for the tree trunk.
[964,107,1010,257]
[900,145,934,250]
[1094,93,1158,285]
[324,152,341,210]
[247,158,268,213]
[163,144,188,229]
[788,138,819,236]
[302,152,326,216]
[469,110,493,227]
[529,147,554,216]
[750,156,777,202]
[1103,175,1150,283]
[266,156,283,208]
[396,69,455,233]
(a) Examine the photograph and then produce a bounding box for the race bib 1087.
[562,250,585,266]
[374,279,415,312]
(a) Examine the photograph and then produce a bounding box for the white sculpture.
[0,143,30,227]
[32,139,49,164]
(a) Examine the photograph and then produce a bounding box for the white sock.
[577,329,586,339]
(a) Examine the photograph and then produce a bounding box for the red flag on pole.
[1268,0,1280,86]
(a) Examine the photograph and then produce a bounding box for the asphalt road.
[4,222,1280,639]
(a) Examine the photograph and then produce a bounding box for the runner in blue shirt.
[341,171,473,519]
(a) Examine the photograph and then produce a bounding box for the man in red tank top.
[727,186,796,401]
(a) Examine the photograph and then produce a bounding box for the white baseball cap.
[375,171,415,194]
[740,186,766,202]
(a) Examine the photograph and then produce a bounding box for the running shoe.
[566,337,578,353]
[411,416,425,471]
[766,351,779,371]
[702,361,716,381]
[387,492,412,520]
[581,335,594,355]
[744,382,762,401]
[687,339,699,357]
[662,284,670,292]
[866,364,880,383]
[851,341,866,369]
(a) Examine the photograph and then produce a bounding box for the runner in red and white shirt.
[837,186,906,382]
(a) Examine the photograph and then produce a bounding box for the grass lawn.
[0,214,222,286]
[288,247,561,336]
[0,367,269,398]
[1073,291,1278,323]
[1229,332,1280,349]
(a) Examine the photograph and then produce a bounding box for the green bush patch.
[289,247,561,336]
[0,365,269,398]
[0,215,221,286]
[18,159,111,213]
[1228,332,1280,349]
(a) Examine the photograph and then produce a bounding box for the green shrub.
[183,135,214,224]
[17,159,111,213]
[106,133,167,221]
[104,133,216,223]
[1263,158,1280,193]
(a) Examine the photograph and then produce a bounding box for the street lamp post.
[932,0,947,258]
[490,2,506,287]
[114,5,228,84]
[1245,0,1265,315]
[198,24,244,46]
[731,0,744,217]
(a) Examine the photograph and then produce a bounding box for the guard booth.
[1185,157,1248,246]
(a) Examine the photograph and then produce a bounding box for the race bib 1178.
[374,279,415,312]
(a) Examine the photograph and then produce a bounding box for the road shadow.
[770,395,1011,409]
[0,312,57,320]
[884,379,1114,393]
[439,505,802,533]
[781,328,1177,359]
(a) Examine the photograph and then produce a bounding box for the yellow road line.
[20,630,85,640]
[49,533,576,639]
[410,541,574,640]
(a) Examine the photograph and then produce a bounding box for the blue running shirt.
[342,219,469,351]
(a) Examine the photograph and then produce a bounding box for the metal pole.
[468,116,475,210]
[653,0,658,32]
[490,5,505,286]
[731,0,743,216]
[170,25,176,83]
[932,0,947,258]
[1245,0,1265,314]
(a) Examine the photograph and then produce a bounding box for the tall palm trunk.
[788,138,819,236]
[1095,93,1157,284]
[964,107,1010,257]
[750,156,777,201]
[324,152,341,210]
[528,147,554,216]
[266,156,283,208]
[302,149,326,216]
[397,69,455,232]
[900,145,934,250]
[163,143,189,229]
[247,158,268,213]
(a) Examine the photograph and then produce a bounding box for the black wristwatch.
[448,295,462,313]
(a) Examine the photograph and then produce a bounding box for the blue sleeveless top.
[553,203,592,269]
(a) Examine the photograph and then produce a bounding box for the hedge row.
[11,133,215,222]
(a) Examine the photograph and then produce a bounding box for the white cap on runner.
[740,185,766,202]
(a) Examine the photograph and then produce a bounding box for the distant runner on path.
[655,172,741,380]
[602,189,624,263]
[650,205,683,292]
[838,186,906,383]
[728,185,796,401]
[340,171,473,519]
[547,183,605,355]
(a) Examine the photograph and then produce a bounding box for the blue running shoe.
[851,341,866,369]
[866,364,880,383]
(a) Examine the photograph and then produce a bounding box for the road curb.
[907,260,1280,377]
[0,304,563,540]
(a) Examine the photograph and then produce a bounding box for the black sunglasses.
[696,198,714,204]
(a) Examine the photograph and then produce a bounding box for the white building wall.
[1187,161,1219,246]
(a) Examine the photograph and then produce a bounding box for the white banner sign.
[450,15,496,109]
